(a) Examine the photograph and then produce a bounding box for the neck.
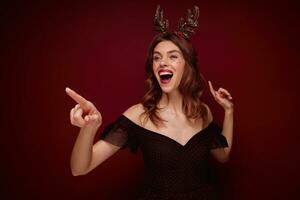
[158,90,183,114]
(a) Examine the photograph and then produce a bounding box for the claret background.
[2,0,299,199]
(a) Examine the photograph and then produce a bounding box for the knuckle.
[88,101,94,108]
[83,101,90,106]
[73,114,81,120]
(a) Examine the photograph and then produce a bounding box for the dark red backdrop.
[2,0,299,199]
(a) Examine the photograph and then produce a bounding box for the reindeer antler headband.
[154,5,199,39]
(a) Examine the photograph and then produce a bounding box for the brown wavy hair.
[141,32,208,127]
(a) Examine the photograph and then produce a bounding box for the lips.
[158,69,173,84]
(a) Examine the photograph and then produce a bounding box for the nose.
[159,57,168,67]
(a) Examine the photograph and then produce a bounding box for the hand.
[208,81,234,111]
[65,87,102,129]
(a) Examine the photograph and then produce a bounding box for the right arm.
[70,125,122,176]
[66,87,121,176]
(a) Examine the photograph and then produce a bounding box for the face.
[152,40,185,94]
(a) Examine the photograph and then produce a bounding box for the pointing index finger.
[65,87,88,106]
[208,81,216,95]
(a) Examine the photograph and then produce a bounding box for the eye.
[153,56,161,61]
[170,55,178,59]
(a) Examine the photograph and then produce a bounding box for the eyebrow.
[153,50,181,55]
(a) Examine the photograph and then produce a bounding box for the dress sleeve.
[209,122,229,149]
[99,116,139,153]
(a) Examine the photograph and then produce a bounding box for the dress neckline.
[120,114,213,147]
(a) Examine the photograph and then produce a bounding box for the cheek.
[152,63,159,77]
[175,61,185,76]
[152,62,160,72]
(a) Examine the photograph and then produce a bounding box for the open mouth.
[159,70,173,84]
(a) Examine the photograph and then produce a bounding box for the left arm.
[208,81,234,163]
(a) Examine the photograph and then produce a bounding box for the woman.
[66,5,233,200]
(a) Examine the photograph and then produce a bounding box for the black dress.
[99,115,228,200]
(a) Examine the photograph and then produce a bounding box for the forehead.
[153,40,181,54]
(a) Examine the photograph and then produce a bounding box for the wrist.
[81,124,100,134]
[224,107,234,115]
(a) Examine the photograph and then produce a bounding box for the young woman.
[66,6,233,200]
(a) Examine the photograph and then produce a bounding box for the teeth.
[159,71,173,76]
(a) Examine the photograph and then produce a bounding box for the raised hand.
[65,87,102,128]
[208,81,234,111]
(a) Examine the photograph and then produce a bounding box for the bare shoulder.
[202,102,213,123]
[123,103,145,125]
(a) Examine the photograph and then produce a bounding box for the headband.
[154,5,199,39]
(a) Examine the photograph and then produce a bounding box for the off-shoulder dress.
[99,115,228,200]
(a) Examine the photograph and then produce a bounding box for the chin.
[160,85,177,94]
[155,75,180,94]
[161,89,172,94]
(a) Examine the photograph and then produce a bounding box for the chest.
[137,120,212,164]
[143,116,205,146]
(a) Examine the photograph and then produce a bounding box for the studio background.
[2,0,299,199]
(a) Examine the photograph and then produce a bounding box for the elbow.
[70,159,91,176]
[72,171,82,176]
[211,148,230,163]
[217,153,230,163]
[71,169,88,176]
[219,148,230,163]
[218,156,230,163]
[71,167,89,176]
[72,172,80,176]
